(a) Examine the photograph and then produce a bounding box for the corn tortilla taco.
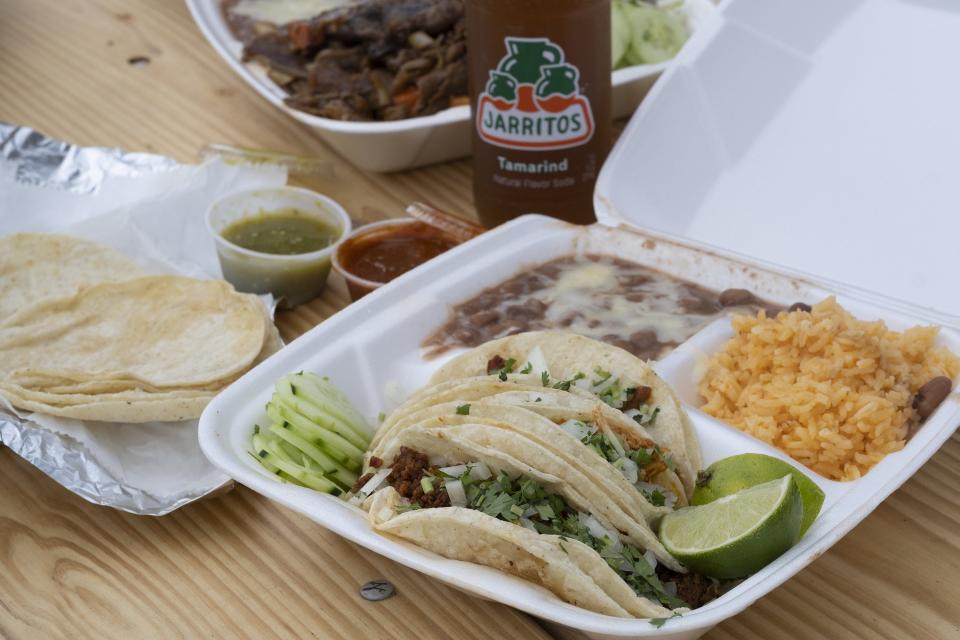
[361,425,687,617]
[426,331,702,497]
[371,397,686,524]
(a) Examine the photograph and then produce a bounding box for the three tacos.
[358,331,707,618]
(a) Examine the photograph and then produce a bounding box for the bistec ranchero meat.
[229,0,468,121]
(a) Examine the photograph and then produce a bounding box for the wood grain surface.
[1,1,958,639]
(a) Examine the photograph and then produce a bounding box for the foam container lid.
[596,0,960,318]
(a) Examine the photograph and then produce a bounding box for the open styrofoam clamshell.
[199,0,960,637]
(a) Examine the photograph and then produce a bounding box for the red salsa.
[335,221,458,300]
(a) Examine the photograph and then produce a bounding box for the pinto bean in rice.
[697,297,959,481]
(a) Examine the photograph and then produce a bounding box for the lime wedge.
[660,476,803,579]
[692,453,825,536]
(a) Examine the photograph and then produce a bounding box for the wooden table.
[1,1,958,638]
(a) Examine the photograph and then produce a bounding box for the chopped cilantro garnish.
[520,362,533,374]
[631,447,654,467]
[596,378,625,409]
[457,466,687,609]
[645,489,666,507]
[541,371,551,386]
[377,412,386,423]
[396,504,422,513]
[489,357,517,381]
[650,613,682,628]
[535,503,555,520]
[552,372,585,391]
[420,477,434,493]
[631,405,660,426]
[653,444,676,471]
[253,424,260,434]
[456,404,471,415]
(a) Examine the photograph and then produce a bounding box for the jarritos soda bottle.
[467,0,612,227]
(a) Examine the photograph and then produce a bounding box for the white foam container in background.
[185,0,716,172]
[199,0,960,637]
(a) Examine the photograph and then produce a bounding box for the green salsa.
[221,208,340,255]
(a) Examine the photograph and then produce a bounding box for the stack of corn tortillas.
[0,233,280,422]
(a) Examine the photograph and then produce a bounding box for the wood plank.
[2,0,960,639]
[0,448,551,640]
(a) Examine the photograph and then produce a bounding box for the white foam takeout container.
[186,0,716,172]
[199,0,960,637]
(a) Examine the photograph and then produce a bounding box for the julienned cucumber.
[286,375,370,441]
[276,378,369,449]
[249,372,371,495]
[266,402,364,471]
[251,432,339,493]
[268,422,359,488]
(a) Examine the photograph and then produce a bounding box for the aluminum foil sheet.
[0,123,179,193]
[0,122,287,515]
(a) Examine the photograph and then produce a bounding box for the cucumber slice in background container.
[612,0,632,69]
[623,1,689,65]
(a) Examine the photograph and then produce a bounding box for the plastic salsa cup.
[331,219,461,301]
[206,186,352,308]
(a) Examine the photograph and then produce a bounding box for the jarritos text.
[477,37,595,151]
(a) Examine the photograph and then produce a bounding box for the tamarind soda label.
[477,38,595,151]
[466,0,612,228]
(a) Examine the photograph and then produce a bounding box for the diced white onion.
[559,419,593,441]
[664,581,678,598]
[439,464,469,478]
[663,490,677,509]
[602,426,627,458]
[643,549,658,570]
[445,479,468,507]
[591,375,618,395]
[519,517,539,532]
[621,457,639,484]
[579,512,618,544]
[636,480,661,494]
[349,467,392,504]
[605,532,623,555]
[523,506,537,518]
[468,462,492,480]
[623,408,642,420]
[573,375,593,392]
[523,346,551,380]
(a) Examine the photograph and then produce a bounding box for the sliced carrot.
[392,88,420,108]
[287,22,314,50]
